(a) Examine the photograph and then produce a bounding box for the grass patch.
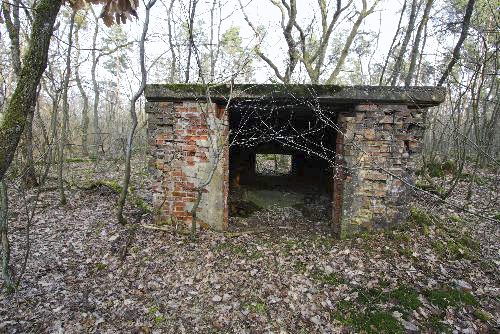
[457,235,480,251]
[448,215,462,223]
[66,157,88,163]
[473,308,491,322]
[389,285,422,311]
[458,173,486,185]
[311,269,347,286]
[135,197,152,213]
[415,180,445,197]
[333,302,403,334]
[420,160,456,178]
[95,262,107,270]
[425,288,478,309]
[408,207,434,227]
[214,242,245,255]
[355,287,388,305]
[244,301,268,315]
[430,240,446,256]
[294,261,307,273]
[426,314,450,333]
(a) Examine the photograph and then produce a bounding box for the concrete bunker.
[145,84,445,238]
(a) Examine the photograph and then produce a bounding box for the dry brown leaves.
[0,159,498,333]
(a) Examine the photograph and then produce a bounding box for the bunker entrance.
[227,100,341,232]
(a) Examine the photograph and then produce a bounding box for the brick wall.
[333,104,426,237]
[146,101,229,231]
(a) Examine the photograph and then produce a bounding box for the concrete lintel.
[145,84,446,107]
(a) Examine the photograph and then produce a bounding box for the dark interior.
[227,99,342,219]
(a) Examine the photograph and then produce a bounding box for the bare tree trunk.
[185,0,199,83]
[117,0,158,224]
[389,0,419,86]
[379,0,407,85]
[166,0,177,83]
[404,0,433,86]
[90,8,102,159]
[58,11,76,205]
[0,0,62,182]
[326,0,379,84]
[437,0,476,86]
[75,26,90,156]
[21,110,39,188]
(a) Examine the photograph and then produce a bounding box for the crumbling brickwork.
[334,104,426,237]
[146,100,228,231]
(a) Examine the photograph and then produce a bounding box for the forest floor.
[0,158,499,333]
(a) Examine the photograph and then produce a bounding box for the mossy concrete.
[145,84,446,107]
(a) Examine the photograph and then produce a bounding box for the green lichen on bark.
[0,0,62,181]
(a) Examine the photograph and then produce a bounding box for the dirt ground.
[0,158,498,333]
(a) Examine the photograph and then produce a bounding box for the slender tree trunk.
[326,0,378,84]
[0,0,62,182]
[379,0,407,85]
[75,27,90,156]
[185,0,199,83]
[58,11,76,205]
[404,0,433,86]
[0,180,13,292]
[21,110,39,188]
[389,0,419,86]
[437,0,476,86]
[90,8,102,159]
[117,0,158,224]
[166,0,177,83]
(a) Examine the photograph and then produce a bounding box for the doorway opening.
[227,99,341,234]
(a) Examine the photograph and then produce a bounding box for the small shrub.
[409,207,433,227]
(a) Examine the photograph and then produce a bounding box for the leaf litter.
[0,159,498,333]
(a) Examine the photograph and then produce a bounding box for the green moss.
[457,235,480,251]
[135,197,152,213]
[294,260,307,273]
[425,288,478,309]
[389,286,422,310]
[311,269,347,286]
[244,302,268,315]
[426,315,450,333]
[95,262,107,271]
[473,308,491,322]
[493,212,500,221]
[408,207,434,227]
